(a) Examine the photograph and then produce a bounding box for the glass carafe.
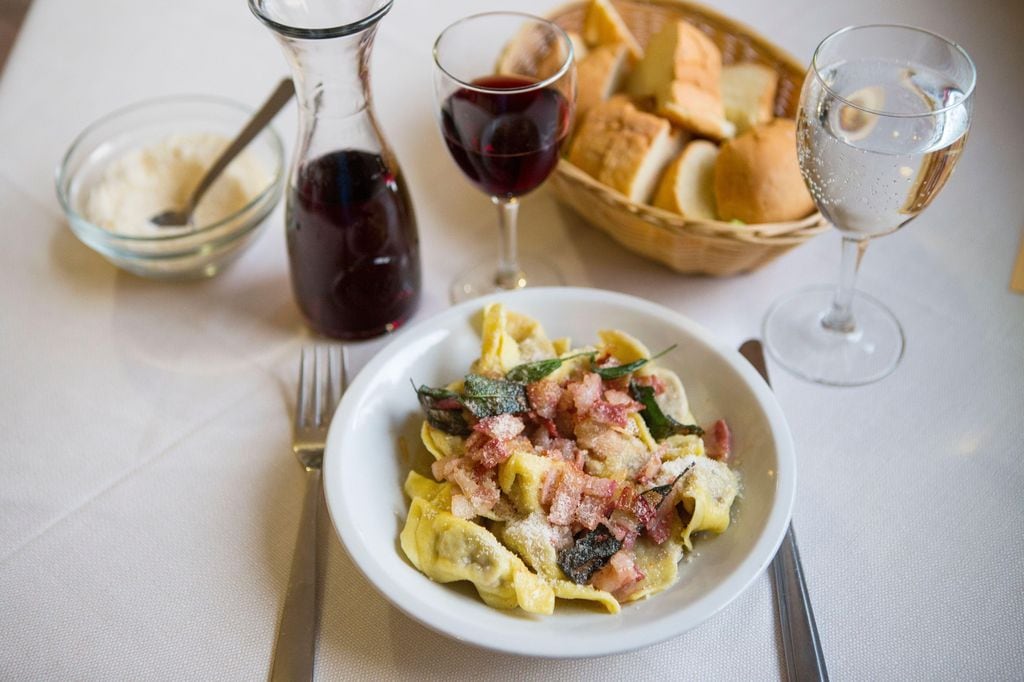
[250,0,421,340]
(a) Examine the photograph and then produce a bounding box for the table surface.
[2,0,1022,679]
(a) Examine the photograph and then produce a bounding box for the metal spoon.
[739,339,830,682]
[150,78,294,228]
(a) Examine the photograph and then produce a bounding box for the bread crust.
[721,63,779,133]
[654,140,719,219]
[576,44,630,121]
[569,96,681,203]
[659,81,734,141]
[583,0,643,60]
[628,20,721,97]
[713,118,814,223]
[628,20,734,141]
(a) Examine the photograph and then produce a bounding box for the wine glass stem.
[493,196,524,290]
[822,236,869,334]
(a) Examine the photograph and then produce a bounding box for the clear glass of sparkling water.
[763,25,976,386]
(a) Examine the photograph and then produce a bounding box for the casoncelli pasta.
[400,303,740,615]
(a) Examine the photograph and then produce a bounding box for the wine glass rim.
[811,23,977,119]
[433,11,575,94]
[247,0,393,40]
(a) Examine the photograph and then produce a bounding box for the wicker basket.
[544,0,830,276]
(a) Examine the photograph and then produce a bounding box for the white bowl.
[323,287,795,657]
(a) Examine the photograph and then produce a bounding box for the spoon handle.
[186,78,294,215]
[739,339,830,682]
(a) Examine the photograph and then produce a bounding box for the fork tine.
[296,345,347,435]
[340,346,349,399]
[324,345,335,422]
[295,346,308,430]
[311,345,322,427]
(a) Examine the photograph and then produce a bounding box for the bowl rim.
[54,93,286,243]
[322,286,797,658]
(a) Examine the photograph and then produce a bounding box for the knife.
[739,339,830,682]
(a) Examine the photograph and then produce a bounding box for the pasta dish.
[400,303,740,614]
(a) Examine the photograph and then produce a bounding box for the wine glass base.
[763,284,905,387]
[450,256,564,304]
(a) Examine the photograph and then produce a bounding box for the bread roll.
[713,118,814,223]
[659,81,735,141]
[628,20,720,98]
[627,20,734,141]
[576,44,630,121]
[569,96,682,204]
[654,140,719,219]
[721,63,778,133]
[583,0,643,61]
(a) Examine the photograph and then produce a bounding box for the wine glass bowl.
[433,12,576,302]
[764,24,975,386]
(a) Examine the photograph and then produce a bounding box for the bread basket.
[540,0,830,276]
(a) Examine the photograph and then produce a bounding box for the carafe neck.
[249,0,391,119]
[277,30,376,119]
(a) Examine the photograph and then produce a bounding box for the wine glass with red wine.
[433,12,576,303]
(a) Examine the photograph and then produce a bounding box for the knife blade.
[739,339,830,682]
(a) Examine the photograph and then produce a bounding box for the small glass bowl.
[56,95,285,280]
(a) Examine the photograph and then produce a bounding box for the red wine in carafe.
[287,149,420,339]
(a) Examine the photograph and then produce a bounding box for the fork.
[270,345,347,682]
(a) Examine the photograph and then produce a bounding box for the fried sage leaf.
[592,344,677,380]
[640,466,693,510]
[505,351,595,384]
[461,374,528,419]
[630,380,704,440]
[414,382,471,436]
[557,524,623,584]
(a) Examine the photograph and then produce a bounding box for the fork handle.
[772,524,829,682]
[270,468,321,682]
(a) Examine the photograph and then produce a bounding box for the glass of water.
[763,25,975,386]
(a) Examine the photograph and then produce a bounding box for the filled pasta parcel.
[401,303,739,614]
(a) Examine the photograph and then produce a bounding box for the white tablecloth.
[2,0,1022,678]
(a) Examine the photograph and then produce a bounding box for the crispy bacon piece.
[542,438,585,470]
[575,494,609,530]
[582,475,617,498]
[588,401,630,428]
[574,476,618,530]
[527,423,551,449]
[474,435,532,468]
[526,380,563,420]
[603,389,634,406]
[473,413,525,441]
[632,492,657,528]
[464,415,531,468]
[636,450,662,485]
[432,456,501,514]
[644,486,680,544]
[543,465,619,529]
[582,389,643,429]
[614,485,636,510]
[548,468,585,525]
[607,509,640,549]
[605,479,684,546]
[567,372,603,415]
[632,372,666,395]
[706,419,732,462]
[590,550,645,597]
[540,468,560,508]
